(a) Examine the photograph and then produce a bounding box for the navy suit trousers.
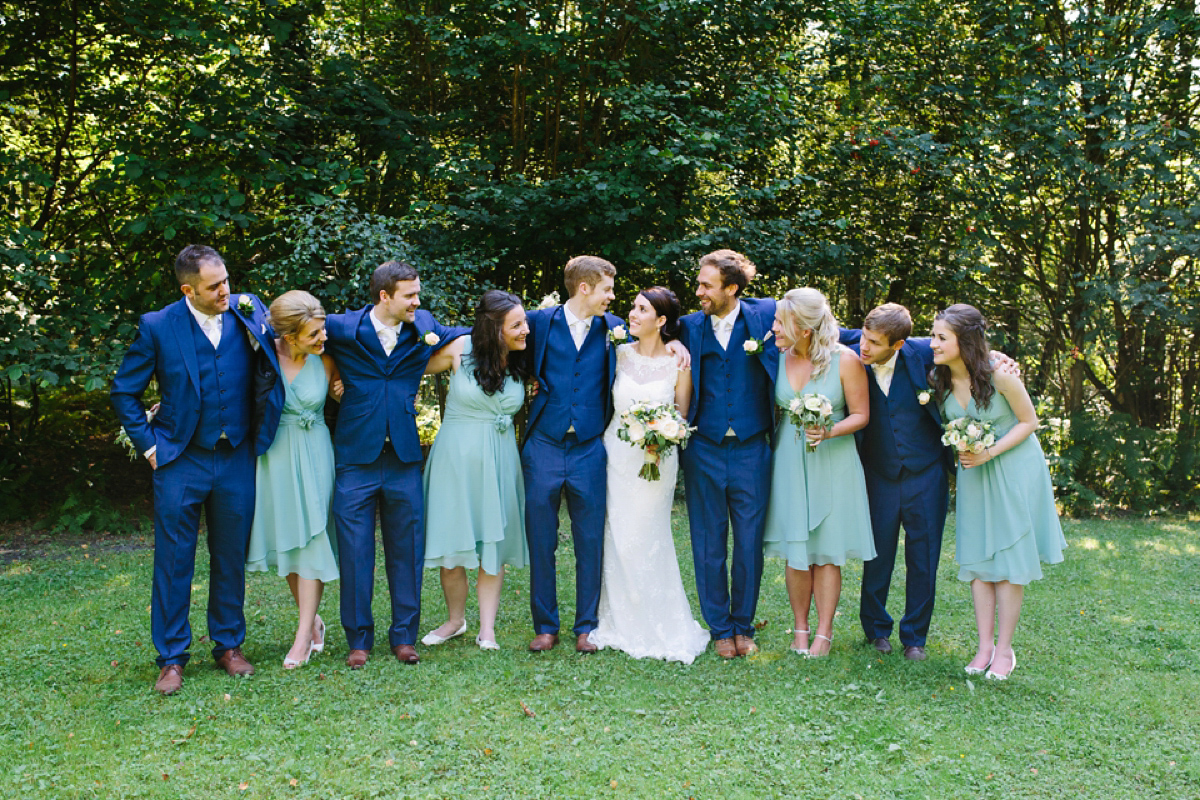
[151,440,255,667]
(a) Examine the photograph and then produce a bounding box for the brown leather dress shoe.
[871,637,893,655]
[903,645,928,661]
[346,648,369,669]
[734,635,759,656]
[154,664,183,695]
[528,633,559,652]
[215,647,255,677]
[575,633,598,654]
[713,637,739,659]
[392,644,420,664]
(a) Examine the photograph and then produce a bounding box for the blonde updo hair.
[268,290,326,340]
[776,287,840,377]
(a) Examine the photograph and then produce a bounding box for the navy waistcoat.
[694,314,773,442]
[859,354,944,479]
[539,315,608,441]
[190,312,254,449]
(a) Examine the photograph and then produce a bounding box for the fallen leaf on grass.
[610,779,618,788]
[171,723,197,744]
[754,619,769,630]
[239,781,249,790]
[289,779,299,787]
[385,759,394,767]
[520,700,536,717]
[162,774,169,781]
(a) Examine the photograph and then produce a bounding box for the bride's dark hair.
[928,303,995,409]
[471,290,530,395]
[639,286,682,343]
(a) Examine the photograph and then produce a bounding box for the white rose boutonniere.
[537,291,560,310]
[423,332,441,347]
[918,389,932,405]
[608,325,627,344]
[237,295,254,316]
[743,331,773,355]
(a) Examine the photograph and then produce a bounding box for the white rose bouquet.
[941,416,997,455]
[786,392,835,452]
[615,401,694,481]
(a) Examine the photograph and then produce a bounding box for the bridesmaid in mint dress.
[930,304,1065,680]
[247,290,342,669]
[420,290,530,651]
[764,288,873,657]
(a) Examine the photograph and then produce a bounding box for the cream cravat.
[200,315,221,349]
[378,325,398,356]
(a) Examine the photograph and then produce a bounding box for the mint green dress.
[247,355,339,582]
[423,339,529,572]
[764,348,876,568]
[941,380,1066,584]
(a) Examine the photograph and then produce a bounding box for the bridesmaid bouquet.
[941,416,997,453]
[115,404,159,460]
[786,392,834,452]
[616,401,694,481]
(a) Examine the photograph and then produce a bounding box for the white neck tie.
[572,318,591,350]
[713,317,732,350]
[874,363,894,396]
[379,325,398,357]
[201,315,221,349]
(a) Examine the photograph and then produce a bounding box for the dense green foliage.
[2,0,1197,519]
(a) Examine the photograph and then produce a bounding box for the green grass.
[3,510,1198,798]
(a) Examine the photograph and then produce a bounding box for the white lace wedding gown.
[588,344,710,663]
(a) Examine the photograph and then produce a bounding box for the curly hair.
[698,249,757,297]
[776,288,840,378]
[928,303,995,409]
[470,290,530,395]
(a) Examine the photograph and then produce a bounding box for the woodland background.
[2,0,1197,530]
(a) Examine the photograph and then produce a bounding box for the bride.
[588,287,710,663]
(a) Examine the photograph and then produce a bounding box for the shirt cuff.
[144,445,157,460]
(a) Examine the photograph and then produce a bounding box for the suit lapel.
[356,307,390,368]
[533,306,560,379]
[169,299,201,394]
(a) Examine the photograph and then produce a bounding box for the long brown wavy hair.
[928,304,995,410]
[470,290,530,395]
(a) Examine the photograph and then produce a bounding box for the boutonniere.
[608,325,627,344]
[918,389,932,406]
[743,331,773,354]
[423,331,441,347]
[537,291,560,310]
[237,295,254,316]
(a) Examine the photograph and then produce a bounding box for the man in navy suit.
[325,260,465,668]
[840,304,951,661]
[522,255,624,653]
[112,245,277,694]
[678,249,779,659]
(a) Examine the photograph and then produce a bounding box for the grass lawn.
[3,508,1198,798]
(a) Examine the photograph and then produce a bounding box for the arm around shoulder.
[425,335,467,375]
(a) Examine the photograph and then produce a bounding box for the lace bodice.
[611,344,678,414]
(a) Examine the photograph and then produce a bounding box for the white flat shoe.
[789,629,810,656]
[476,635,499,651]
[421,620,468,646]
[985,650,1017,681]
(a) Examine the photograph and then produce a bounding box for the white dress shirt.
[710,302,741,350]
[563,303,593,350]
[872,350,900,396]
[370,308,401,356]
[186,297,223,349]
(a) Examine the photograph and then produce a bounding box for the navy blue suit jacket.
[523,305,623,442]
[324,306,466,465]
[111,295,277,466]
[679,297,779,426]
[838,329,954,471]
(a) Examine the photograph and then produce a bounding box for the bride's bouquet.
[786,392,834,452]
[941,416,997,454]
[616,401,694,481]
